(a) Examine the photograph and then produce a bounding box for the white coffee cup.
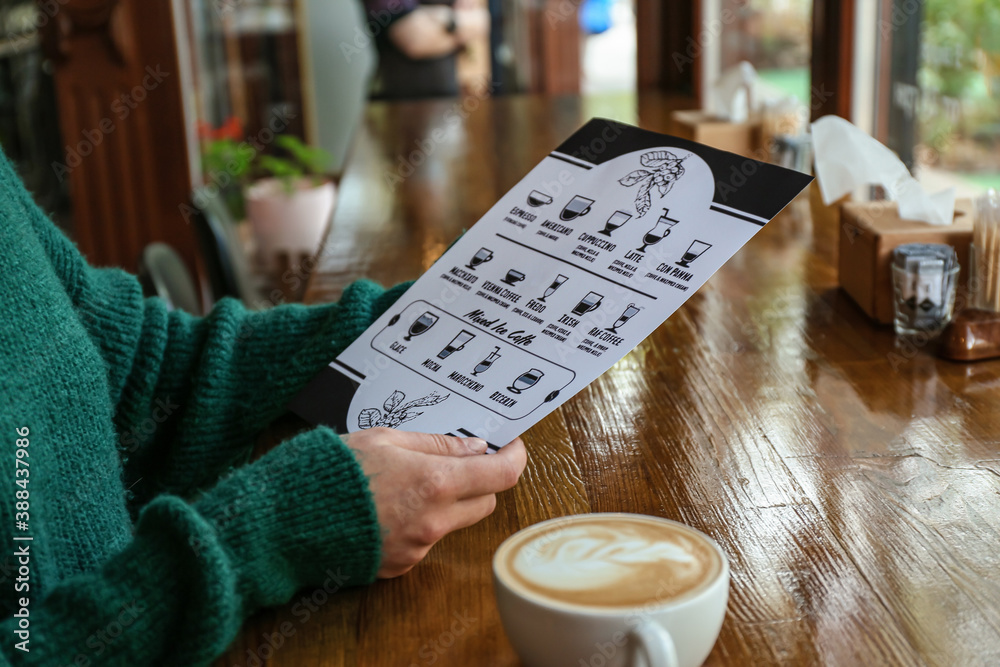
[493,513,729,667]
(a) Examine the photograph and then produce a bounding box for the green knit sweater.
[0,149,409,665]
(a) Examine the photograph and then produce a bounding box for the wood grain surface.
[217,94,1000,667]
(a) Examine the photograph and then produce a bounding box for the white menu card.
[291,119,812,449]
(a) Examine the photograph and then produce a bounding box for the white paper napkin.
[708,61,758,123]
[811,115,955,226]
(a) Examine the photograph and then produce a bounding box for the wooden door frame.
[810,0,855,120]
[44,0,196,273]
[522,0,581,94]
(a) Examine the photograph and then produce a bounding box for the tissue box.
[809,181,849,240]
[669,110,763,158]
[838,198,974,324]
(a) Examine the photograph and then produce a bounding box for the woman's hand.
[341,428,526,578]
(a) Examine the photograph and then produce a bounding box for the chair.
[189,186,258,307]
[138,243,202,314]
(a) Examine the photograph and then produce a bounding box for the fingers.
[449,437,527,499]
[414,493,499,544]
[448,494,499,531]
[361,427,526,499]
[369,435,526,580]
[370,428,488,457]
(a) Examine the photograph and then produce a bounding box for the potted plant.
[199,118,253,221]
[200,124,336,264]
[242,135,336,263]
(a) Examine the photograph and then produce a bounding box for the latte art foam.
[496,516,721,609]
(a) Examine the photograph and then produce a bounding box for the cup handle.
[484,254,493,263]
[627,621,679,667]
[587,301,600,313]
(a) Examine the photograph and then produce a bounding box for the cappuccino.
[495,514,722,610]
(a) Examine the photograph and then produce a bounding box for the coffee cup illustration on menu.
[571,291,603,316]
[637,208,680,252]
[472,346,501,376]
[527,190,553,207]
[560,195,594,221]
[502,269,526,286]
[404,311,438,341]
[438,330,476,360]
[508,368,545,394]
[599,210,632,237]
[607,303,641,333]
[677,240,712,267]
[467,247,494,270]
[539,274,568,302]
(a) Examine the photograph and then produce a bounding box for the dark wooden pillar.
[884,0,923,170]
[525,0,581,95]
[636,0,699,101]
[810,0,855,121]
[42,0,195,272]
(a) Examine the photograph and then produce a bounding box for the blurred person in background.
[363,0,490,99]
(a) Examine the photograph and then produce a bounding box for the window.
[876,0,1000,196]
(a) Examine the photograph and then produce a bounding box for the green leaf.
[277,134,332,175]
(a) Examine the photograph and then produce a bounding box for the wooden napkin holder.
[669,110,763,159]
[838,198,974,324]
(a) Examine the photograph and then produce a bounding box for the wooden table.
[219,94,1000,666]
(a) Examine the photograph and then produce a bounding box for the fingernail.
[466,438,489,454]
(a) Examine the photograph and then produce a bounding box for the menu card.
[290,119,812,449]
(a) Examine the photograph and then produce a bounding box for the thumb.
[389,430,489,457]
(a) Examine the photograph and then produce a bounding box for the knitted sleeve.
[0,147,399,666]
[0,425,381,666]
[113,279,411,498]
[16,176,410,496]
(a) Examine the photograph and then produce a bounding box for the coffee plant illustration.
[618,150,688,216]
[358,390,450,429]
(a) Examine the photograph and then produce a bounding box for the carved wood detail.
[46,0,194,272]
